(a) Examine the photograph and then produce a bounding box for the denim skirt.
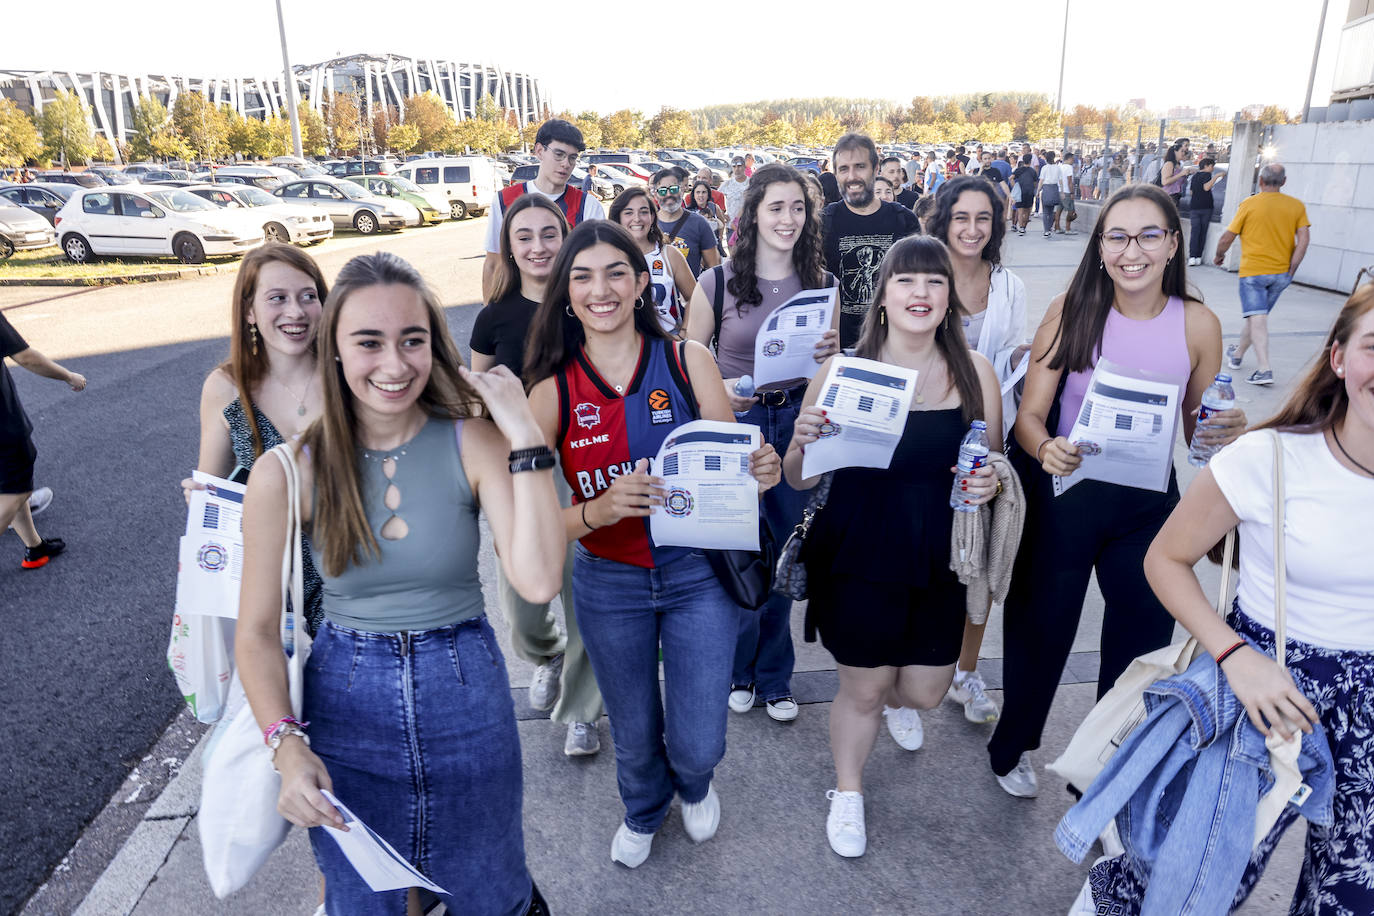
[303,616,532,916]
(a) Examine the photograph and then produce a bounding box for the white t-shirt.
[1210,429,1374,650]
[1039,163,1063,189]
[720,178,749,221]
[484,181,607,253]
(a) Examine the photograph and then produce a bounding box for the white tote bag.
[199,443,312,898]
[166,612,233,724]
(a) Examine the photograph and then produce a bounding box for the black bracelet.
[509,445,555,474]
[1215,640,1248,665]
[581,501,597,531]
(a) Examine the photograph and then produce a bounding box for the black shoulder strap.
[668,340,700,418]
[554,369,571,448]
[664,213,689,247]
[709,264,726,354]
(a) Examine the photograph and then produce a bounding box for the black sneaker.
[22,537,65,569]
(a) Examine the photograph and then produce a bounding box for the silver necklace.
[273,374,312,417]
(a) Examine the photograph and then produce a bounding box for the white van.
[392,156,497,220]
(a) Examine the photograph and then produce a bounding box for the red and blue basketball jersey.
[556,337,697,568]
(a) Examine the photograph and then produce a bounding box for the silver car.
[274,177,411,235]
[0,201,57,259]
[183,183,333,245]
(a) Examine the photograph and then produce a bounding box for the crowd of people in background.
[3,110,1346,916]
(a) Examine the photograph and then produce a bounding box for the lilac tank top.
[1056,296,1192,439]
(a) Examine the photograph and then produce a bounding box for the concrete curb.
[0,264,228,287]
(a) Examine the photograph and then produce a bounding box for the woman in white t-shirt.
[1141,284,1374,913]
[610,188,694,337]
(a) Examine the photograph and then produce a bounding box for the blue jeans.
[304,618,531,916]
[1238,272,1292,317]
[572,546,738,833]
[732,397,805,701]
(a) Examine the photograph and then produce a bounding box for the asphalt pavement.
[3,211,1352,915]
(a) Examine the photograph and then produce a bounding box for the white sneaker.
[883,706,923,750]
[996,752,1039,798]
[947,669,999,724]
[765,696,799,722]
[28,487,53,515]
[610,822,655,868]
[825,789,866,857]
[528,654,564,711]
[681,784,720,843]
[564,721,600,756]
[728,684,755,713]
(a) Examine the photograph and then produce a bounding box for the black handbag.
[706,523,777,611]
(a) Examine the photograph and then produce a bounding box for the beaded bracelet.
[263,715,308,747]
[1215,640,1248,665]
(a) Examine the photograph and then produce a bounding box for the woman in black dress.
[783,236,1002,859]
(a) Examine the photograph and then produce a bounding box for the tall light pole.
[1301,0,1331,123]
[275,0,304,158]
[1055,0,1070,112]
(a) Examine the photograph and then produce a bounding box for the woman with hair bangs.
[784,235,1003,858]
[236,251,564,915]
[524,220,781,869]
[610,187,694,336]
[923,175,1029,726]
[685,162,840,724]
[182,243,329,637]
[986,184,1247,800]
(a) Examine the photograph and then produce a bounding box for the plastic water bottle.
[1187,374,1235,467]
[734,374,756,398]
[950,420,990,512]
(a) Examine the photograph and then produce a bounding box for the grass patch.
[0,246,237,283]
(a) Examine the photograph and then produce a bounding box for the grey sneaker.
[1246,369,1274,386]
[529,654,564,711]
[564,721,600,756]
[27,487,53,516]
[947,670,999,723]
[996,753,1039,798]
[1225,344,1242,370]
[882,705,923,750]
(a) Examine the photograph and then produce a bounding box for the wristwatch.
[508,446,556,474]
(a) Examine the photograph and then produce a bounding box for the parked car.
[345,174,447,226]
[507,163,615,201]
[87,167,135,185]
[590,164,648,196]
[36,171,105,188]
[53,186,263,264]
[783,156,822,174]
[0,181,77,226]
[183,183,333,245]
[196,166,287,191]
[327,157,400,177]
[638,161,669,176]
[391,156,498,220]
[121,163,161,180]
[0,201,58,259]
[274,177,412,234]
[139,169,192,183]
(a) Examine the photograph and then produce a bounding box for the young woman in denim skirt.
[1128,285,1374,914]
[237,252,565,916]
[784,236,1003,858]
[525,220,781,868]
[987,185,1248,799]
[684,162,840,723]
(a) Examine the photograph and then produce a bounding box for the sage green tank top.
[319,417,484,632]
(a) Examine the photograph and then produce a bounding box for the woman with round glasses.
[985,184,1247,799]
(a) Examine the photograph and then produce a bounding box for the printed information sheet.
[801,356,920,479]
[752,287,837,387]
[175,472,246,619]
[1053,359,1181,496]
[320,790,448,894]
[650,420,762,550]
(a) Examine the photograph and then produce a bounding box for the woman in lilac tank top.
[985,184,1248,798]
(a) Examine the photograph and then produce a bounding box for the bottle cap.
[1215,373,1232,383]
[971,420,987,429]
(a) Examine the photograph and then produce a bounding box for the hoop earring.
[565,304,574,317]
[249,323,258,356]
[635,298,645,310]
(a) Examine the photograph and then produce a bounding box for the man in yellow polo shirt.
[1212,163,1311,386]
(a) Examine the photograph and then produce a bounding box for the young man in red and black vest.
[482,118,606,300]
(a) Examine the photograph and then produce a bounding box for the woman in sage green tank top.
[236,252,565,916]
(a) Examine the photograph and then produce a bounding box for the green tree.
[450,94,518,154]
[297,102,329,156]
[600,109,642,148]
[128,96,174,160]
[646,106,696,148]
[92,134,116,162]
[796,114,844,149]
[749,118,795,147]
[39,91,95,166]
[1023,103,1061,142]
[325,93,362,155]
[908,96,937,124]
[0,98,43,167]
[172,92,228,160]
[388,122,420,154]
[1258,105,1291,126]
[401,92,453,153]
[573,111,603,149]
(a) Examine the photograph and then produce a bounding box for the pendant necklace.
[275,374,312,417]
[1332,427,1374,477]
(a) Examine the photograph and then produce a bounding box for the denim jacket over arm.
[1056,652,1335,916]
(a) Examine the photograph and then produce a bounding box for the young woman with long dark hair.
[609,187,694,336]
[784,235,1002,857]
[684,162,839,723]
[237,251,564,915]
[525,220,780,869]
[986,184,1247,799]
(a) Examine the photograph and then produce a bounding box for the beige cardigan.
[949,451,1026,624]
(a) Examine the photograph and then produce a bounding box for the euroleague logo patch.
[651,258,665,275]
[762,339,785,358]
[817,419,841,439]
[647,388,674,425]
[574,402,602,430]
[664,487,693,518]
[197,542,229,572]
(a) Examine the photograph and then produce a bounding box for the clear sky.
[5,0,1346,118]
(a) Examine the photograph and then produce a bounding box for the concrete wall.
[1238,119,1374,293]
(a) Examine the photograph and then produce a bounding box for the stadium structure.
[0,53,548,150]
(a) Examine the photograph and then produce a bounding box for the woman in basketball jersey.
[609,188,695,337]
[525,220,781,869]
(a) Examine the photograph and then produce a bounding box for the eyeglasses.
[655,185,681,197]
[1100,229,1171,253]
[547,150,579,165]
